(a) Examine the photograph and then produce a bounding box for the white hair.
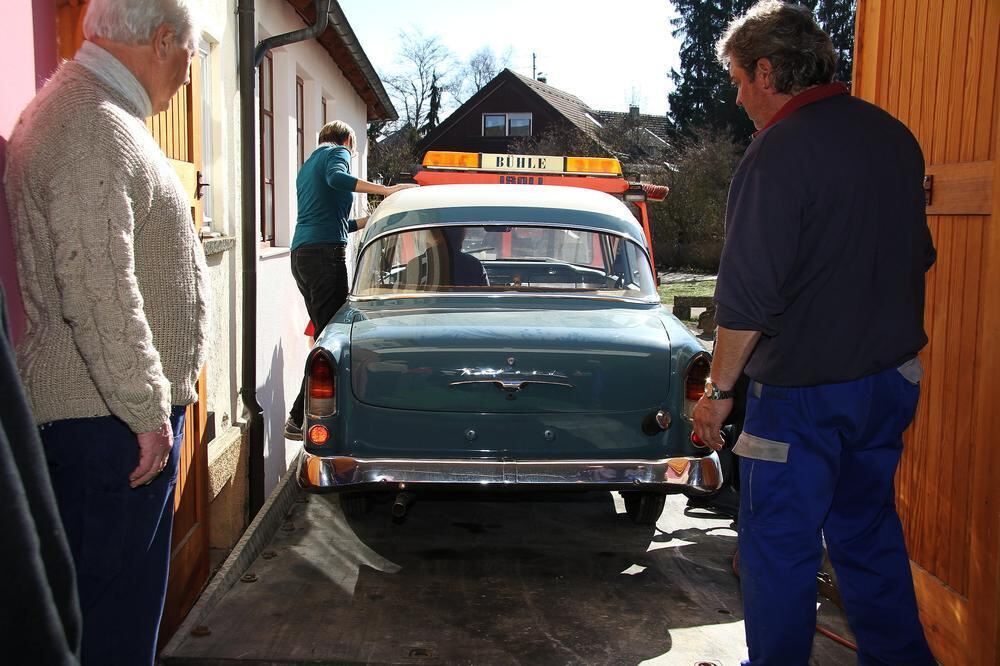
[83,0,197,46]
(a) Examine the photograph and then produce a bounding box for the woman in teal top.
[286,121,416,439]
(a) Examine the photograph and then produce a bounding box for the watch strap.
[705,380,736,400]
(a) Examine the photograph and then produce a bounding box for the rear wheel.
[339,492,371,518]
[623,492,666,525]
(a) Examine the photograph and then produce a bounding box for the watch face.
[704,379,728,400]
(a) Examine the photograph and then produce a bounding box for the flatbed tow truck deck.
[160,461,855,665]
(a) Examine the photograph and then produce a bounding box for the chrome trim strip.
[350,292,660,305]
[448,378,575,391]
[297,452,723,495]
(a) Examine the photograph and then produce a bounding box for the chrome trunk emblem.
[448,368,575,399]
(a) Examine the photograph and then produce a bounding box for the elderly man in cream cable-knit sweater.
[3,0,208,663]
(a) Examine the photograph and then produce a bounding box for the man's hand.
[355,215,369,229]
[130,422,173,488]
[692,396,732,451]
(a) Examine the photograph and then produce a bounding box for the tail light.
[683,353,711,418]
[307,353,336,418]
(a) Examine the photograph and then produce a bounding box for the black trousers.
[289,244,349,425]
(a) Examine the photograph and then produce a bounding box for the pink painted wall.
[0,0,57,343]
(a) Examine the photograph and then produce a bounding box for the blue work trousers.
[41,406,185,666]
[736,365,935,666]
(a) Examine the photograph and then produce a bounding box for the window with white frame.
[483,113,506,137]
[198,39,215,234]
[259,52,275,245]
[482,112,532,137]
[508,112,532,136]
[295,76,305,169]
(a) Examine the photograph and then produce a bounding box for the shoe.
[284,417,303,441]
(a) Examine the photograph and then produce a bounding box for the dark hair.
[716,0,837,94]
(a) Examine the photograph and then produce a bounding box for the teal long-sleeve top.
[291,144,360,250]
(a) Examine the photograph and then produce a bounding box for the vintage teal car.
[296,181,722,524]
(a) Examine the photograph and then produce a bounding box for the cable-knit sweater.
[4,61,209,433]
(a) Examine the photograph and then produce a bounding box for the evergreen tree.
[420,73,442,136]
[817,0,856,84]
[667,0,855,144]
[668,0,756,143]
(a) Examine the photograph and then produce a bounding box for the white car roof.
[373,184,632,219]
[365,184,645,244]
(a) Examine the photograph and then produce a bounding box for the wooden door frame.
[854,1,1000,662]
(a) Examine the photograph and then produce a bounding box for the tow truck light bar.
[423,151,623,177]
[415,149,664,277]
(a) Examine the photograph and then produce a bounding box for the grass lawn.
[657,279,717,306]
[658,279,717,327]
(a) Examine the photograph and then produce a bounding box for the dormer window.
[482,112,533,137]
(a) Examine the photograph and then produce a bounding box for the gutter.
[237,0,332,518]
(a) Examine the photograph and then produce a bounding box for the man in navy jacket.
[693,2,937,664]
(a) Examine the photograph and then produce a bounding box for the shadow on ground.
[168,490,854,665]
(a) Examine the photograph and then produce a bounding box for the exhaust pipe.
[392,491,415,518]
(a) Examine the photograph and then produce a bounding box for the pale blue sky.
[339,0,682,117]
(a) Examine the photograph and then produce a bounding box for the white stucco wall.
[190,0,243,440]
[255,0,374,493]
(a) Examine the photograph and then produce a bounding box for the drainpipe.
[238,0,332,518]
[254,0,330,67]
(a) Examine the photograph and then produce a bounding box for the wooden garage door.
[854,1,1000,663]
[55,0,211,647]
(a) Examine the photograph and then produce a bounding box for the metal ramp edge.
[159,453,302,662]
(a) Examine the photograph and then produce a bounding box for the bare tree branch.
[383,30,457,135]
[455,46,512,102]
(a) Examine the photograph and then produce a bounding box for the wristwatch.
[704,378,736,400]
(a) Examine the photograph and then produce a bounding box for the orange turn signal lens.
[422,151,480,169]
[565,156,622,175]
[308,425,330,445]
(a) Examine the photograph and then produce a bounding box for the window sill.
[202,235,236,256]
[260,245,291,260]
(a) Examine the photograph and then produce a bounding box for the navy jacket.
[715,92,935,386]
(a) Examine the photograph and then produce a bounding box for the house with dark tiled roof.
[417,68,671,170]
[591,107,672,164]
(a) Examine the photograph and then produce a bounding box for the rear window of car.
[353,224,657,299]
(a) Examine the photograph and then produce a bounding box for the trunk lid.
[350,303,671,413]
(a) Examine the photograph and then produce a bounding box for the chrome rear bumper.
[296,451,723,495]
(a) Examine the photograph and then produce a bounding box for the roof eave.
[287,0,398,122]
